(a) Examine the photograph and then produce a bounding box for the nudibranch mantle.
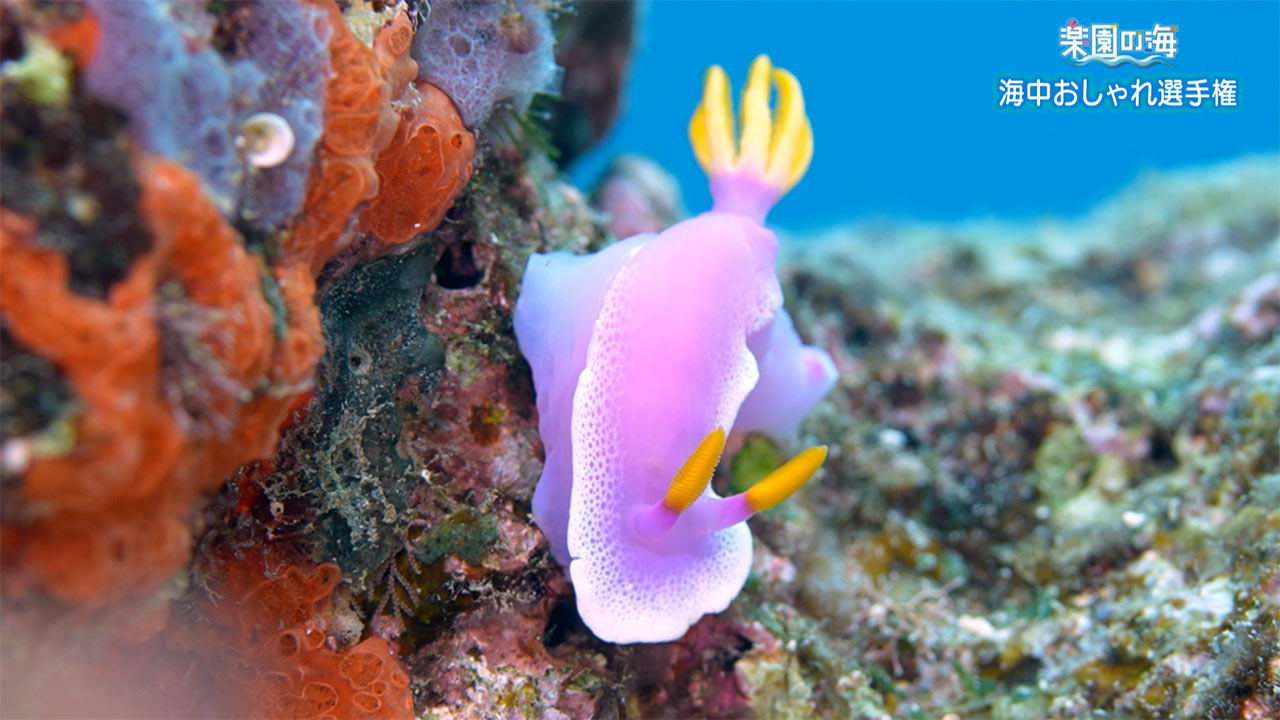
[514,56,836,644]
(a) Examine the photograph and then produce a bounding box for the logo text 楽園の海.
[1059,18,1176,68]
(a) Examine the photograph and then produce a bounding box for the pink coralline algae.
[514,56,837,643]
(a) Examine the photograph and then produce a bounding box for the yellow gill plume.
[688,54,814,195]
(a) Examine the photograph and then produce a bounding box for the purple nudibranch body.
[514,56,837,643]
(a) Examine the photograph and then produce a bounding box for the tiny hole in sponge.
[0,18,24,62]
[435,241,483,289]
[300,682,339,715]
[450,133,464,149]
[261,671,293,696]
[542,598,580,648]
[347,346,372,375]
[303,629,325,651]
[108,536,129,563]
[339,651,384,688]
[313,563,341,590]
[353,692,382,713]
[277,631,300,658]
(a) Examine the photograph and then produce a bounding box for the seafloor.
[1,1,1277,719]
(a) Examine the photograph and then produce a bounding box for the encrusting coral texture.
[282,0,392,274]
[287,3,474,271]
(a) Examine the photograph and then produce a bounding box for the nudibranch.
[514,56,837,643]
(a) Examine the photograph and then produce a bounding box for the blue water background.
[570,1,1280,232]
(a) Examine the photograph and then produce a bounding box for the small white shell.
[237,112,295,168]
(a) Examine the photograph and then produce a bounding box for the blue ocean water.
[571,1,1280,231]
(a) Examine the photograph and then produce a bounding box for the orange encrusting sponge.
[360,81,476,246]
[188,548,414,719]
[0,158,289,606]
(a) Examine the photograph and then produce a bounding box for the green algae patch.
[415,510,498,567]
[730,434,784,495]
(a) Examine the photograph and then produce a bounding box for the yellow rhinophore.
[688,54,814,195]
[663,428,726,513]
[745,445,828,512]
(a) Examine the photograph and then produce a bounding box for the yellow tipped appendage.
[745,445,828,512]
[663,428,726,513]
[688,54,814,195]
[638,437,827,540]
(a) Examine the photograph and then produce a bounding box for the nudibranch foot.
[689,54,813,223]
